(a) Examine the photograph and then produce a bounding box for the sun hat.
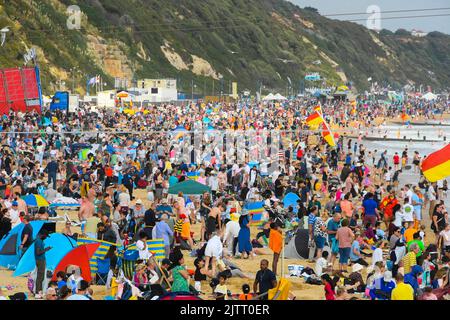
[135,199,143,205]
[352,263,364,273]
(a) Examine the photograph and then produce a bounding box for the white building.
[136,78,178,102]
[411,29,427,37]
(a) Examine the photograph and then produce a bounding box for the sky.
[290,0,450,34]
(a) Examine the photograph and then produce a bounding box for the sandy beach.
[0,182,441,300]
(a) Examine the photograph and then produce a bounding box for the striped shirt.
[308,213,317,227]
[402,251,417,274]
[174,219,183,233]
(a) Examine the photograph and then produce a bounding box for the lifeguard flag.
[421,144,450,182]
[321,121,336,147]
[314,105,322,113]
[306,111,324,127]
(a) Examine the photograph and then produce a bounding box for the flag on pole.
[321,121,336,147]
[306,111,324,127]
[314,105,322,113]
[420,144,450,182]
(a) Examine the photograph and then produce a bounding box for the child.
[349,213,359,231]
[67,268,84,294]
[213,273,229,300]
[180,213,195,250]
[321,274,336,300]
[315,251,329,277]
[238,284,253,300]
[173,214,184,246]
[374,222,385,241]
[56,271,67,290]
[193,258,207,293]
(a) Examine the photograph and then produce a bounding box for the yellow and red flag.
[321,121,336,147]
[421,144,450,182]
[306,111,324,127]
[314,105,322,113]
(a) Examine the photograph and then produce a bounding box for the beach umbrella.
[13,233,77,276]
[248,161,259,168]
[202,117,211,124]
[21,194,49,207]
[52,243,100,282]
[284,229,309,260]
[283,192,300,213]
[116,91,129,98]
[168,180,211,195]
[0,221,47,269]
[49,197,81,208]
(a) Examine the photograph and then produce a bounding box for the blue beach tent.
[0,221,47,270]
[13,233,77,276]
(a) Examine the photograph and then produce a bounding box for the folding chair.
[95,257,110,285]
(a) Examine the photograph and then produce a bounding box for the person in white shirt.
[8,201,21,229]
[136,232,152,261]
[204,232,223,277]
[392,207,405,228]
[402,198,414,224]
[427,183,437,219]
[404,185,413,204]
[222,219,240,256]
[113,162,123,177]
[440,224,450,250]
[315,251,329,277]
[371,241,385,267]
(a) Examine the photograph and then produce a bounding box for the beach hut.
[13,233,77,276]
[52,243,100,282]
[0,221,48,269]
[168,180,211,195]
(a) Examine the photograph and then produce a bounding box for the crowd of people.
[0,94,448,300]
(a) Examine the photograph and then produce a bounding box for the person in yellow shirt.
[391,273,414,300]
[402,243,419,274]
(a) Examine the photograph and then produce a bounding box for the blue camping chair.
[96,257,111,285]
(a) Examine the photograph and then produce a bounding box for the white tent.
[262,93,275,101]
[273,93,287,100]
[421,92,437,101]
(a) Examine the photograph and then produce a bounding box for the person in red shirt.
[379,191,399,229]
[321,274,336,300]
[393,152,400,170]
